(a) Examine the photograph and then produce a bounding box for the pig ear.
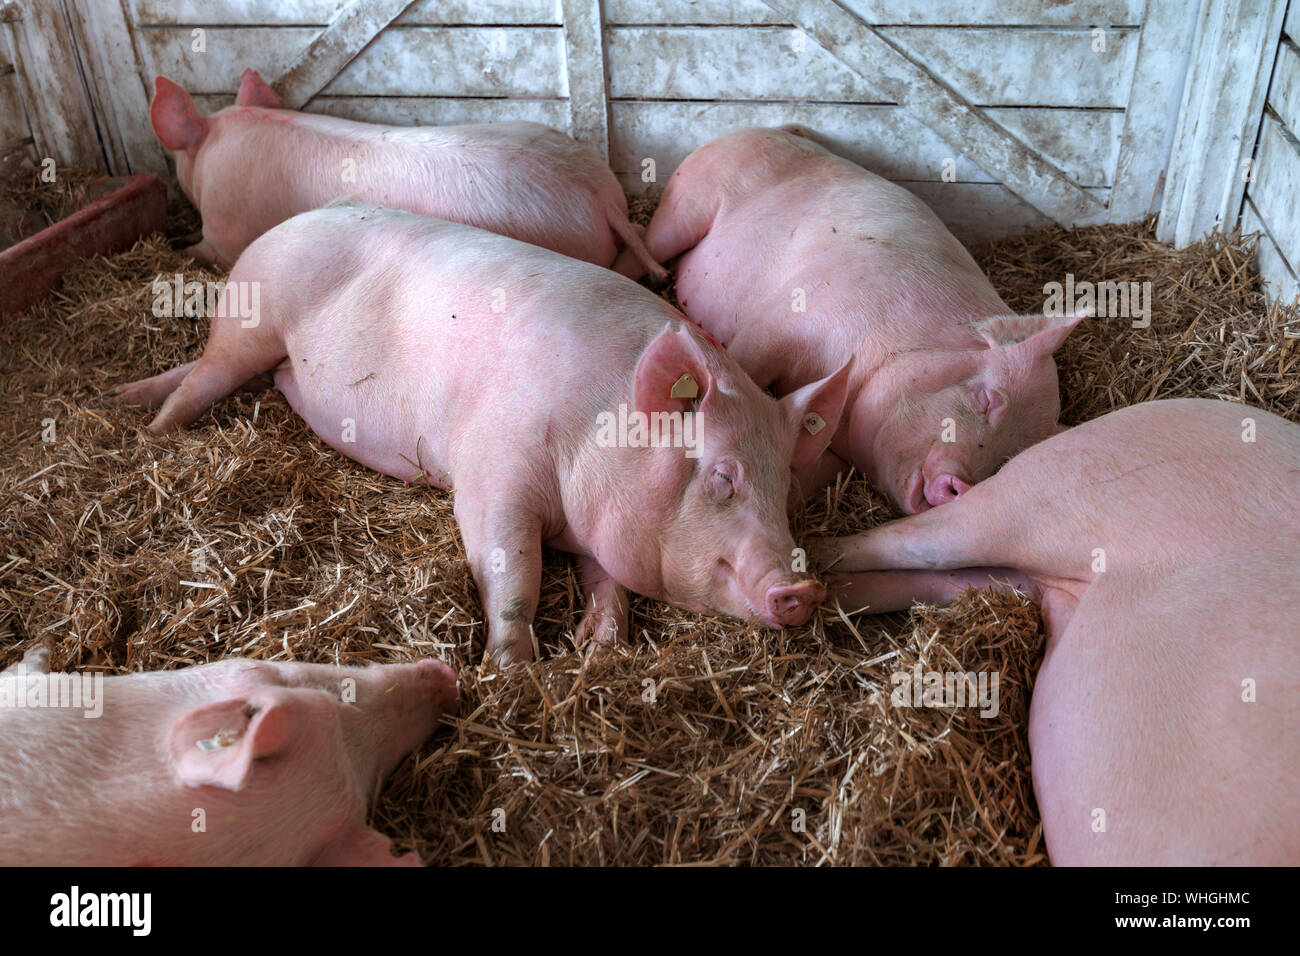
[151,76,207,152]
[313,826,422,867]
[780,357,852,470]
[236,68,282,109]
[975,312,1085,355]
[167,693,298,791]
[633,323,716,416]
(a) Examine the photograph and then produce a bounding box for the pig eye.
[706,467,737,502]
[975,388,1004,419]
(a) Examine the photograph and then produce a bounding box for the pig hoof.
[415,659,459,716]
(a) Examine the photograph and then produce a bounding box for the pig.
[626,126,1082,513]
[150,69,664,278]
[0,643,459,865]
[811,398,1300,865]
[112,203,851,663]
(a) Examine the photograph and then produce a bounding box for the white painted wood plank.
[902,182,1111,243]
[138,27,568,98]
[271,0,416,109]
[560,0,609,157]
[603,0,1141,26]
[1242,196,1299,304]
[884,26,1137,108]
[609,101,1120,189]
[1157,0,1287,246]
[131,0,563,27]
[1248,114,1300,272]
[3,0,102,166]
[191,94,569,128]
[756,1,1103,224]
[1286,1,1300,43]
[605,26,1134,106]
[1109,0,1198,222]
[0,67,31,152]
[1267,38,1300,138]
[64,0,171,177]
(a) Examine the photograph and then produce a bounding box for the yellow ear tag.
[802,412,826,436]
[670,373,699,399]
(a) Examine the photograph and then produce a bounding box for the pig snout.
[361,659,459,762]
[924,473,971,507]
[764,579,826,626]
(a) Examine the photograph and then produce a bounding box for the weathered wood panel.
[272,0,416,109]
[1248,114,1300,273]
[191,94,569,128]
[65,0,171,177]
[605,26,1135,107]
[1158,0,1287,245]
[1267,39,1300,138]
[603,0,1142,26]
[1108,0,1197,221]
[560,0,610,157]
[609,101,1120,189]
[132,1,564,27]
[0,68,32,153]
[137,27,568,98]
[900,182,1110,242]
[3,0,102,166]
[1286,1,1300,42]
[1242,197,1299,304]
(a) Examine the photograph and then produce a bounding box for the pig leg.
[827,567,1032,615]
[182,236,223,267]
[608,210,668,282]
[574,554,629,647]
[144,288,287,433]
[811,490,1013,574]
[110,360,197,407]
[111,360,274,409]
[639,174,722,270]
[454,492,544,664]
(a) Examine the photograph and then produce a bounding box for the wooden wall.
[1242,2,1300,304]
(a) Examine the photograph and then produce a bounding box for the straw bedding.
[1,169,1296,866]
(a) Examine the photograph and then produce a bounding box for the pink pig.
[0,644,458,866]
[150,69,663,278]
[628,127,1082,513]
[114,204,850,662]
[814,398,1300,865]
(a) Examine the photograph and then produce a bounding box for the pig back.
[252,206,669,485]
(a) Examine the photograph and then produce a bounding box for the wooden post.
[1157,0,1288,246]
[561,0,610,159]
[1,0,102,167]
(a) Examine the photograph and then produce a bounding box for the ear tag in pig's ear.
[195,729,240,753]
[802,412,827,436]
[670,373,699,400]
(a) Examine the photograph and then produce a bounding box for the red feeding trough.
[0,173,168,315]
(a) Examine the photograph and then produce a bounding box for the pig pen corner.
[2,154,1297,864]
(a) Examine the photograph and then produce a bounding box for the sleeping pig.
[628,126,1083,512]
[812,398,1300,865]
[150,69,663,277]
[0,644,458,865]
[113,204,850,663]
